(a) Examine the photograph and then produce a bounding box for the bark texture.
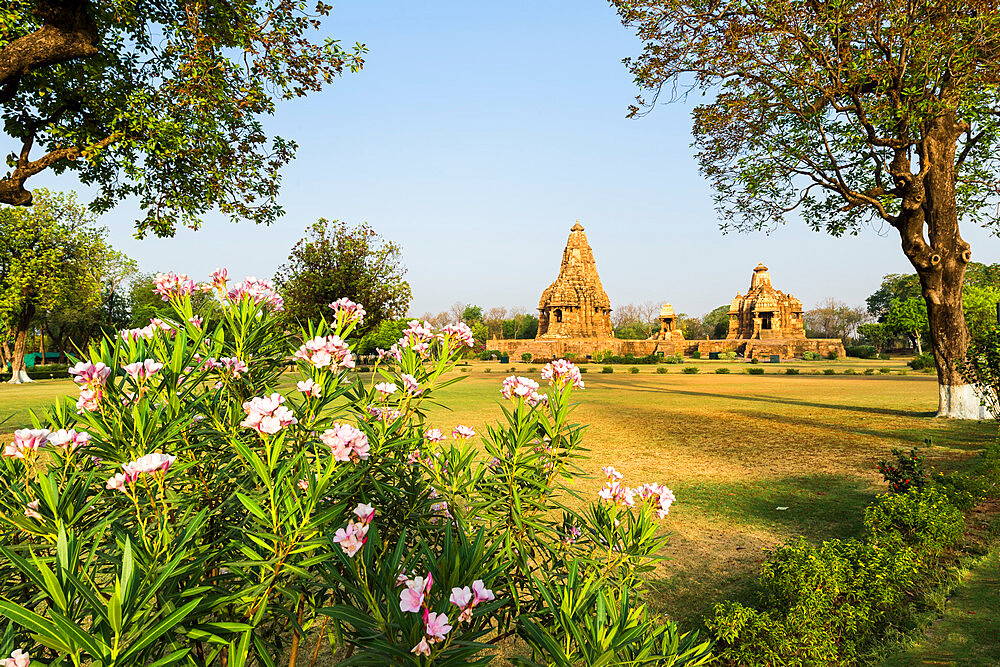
[7,305,35,384]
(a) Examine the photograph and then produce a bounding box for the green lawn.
[1,359,993,632]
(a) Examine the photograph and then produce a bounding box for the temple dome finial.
[571,221,584,232]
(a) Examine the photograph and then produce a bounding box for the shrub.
[784,368,799,375]
[682,366,699,374]
[521,352,533,363]
[863,368,875,375]
[720,351,738,360]
[879,367,891,374]
[750,357,760,364]
[823,369,837,375]
[663,354,682,364]
[357,366,370,373]
[747,368,765,375]
[802,351,821,361]
[483,367,492,373]
[578,367,588,374]
[878,446,928,494]
[843,368,856,375]
[602,366,614,373]
[715,367,730,374]
[656,367,669,374]
[0,270,707,667]
[606,354,660,365]
[478,349,502,361]
[933,471,990,510]
[629,366,640,374]
[864,486,964,554]
[691,351,702,359]
[909,353,935,370]
[846,345,878,359]
[898,370,908,375]
[826,351,839,360]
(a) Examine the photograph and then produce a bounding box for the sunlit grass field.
[0,356,993,630]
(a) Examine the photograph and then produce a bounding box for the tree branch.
[0,0,98,89]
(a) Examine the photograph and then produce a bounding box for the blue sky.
[31,0,1000,318]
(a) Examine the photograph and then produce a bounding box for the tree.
[866,274,923,321]
[614,1,1000,417]
[858,322,891,355]
[462,305,483,324]
[0,1,364,236]
[0,189,119,382]
[702,305,731,339]
[125,273,221,329]
[886,297,929,356]
[803,299,867,341]
[274,219,411,335]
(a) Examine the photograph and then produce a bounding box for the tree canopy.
[0,1,364,236]
[275,219,411,334]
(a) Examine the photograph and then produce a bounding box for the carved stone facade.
[727,263,805,340]
[650,302,685,341]
[536,223,614,339]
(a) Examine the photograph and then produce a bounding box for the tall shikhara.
[536,223,614,339]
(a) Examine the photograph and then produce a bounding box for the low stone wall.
[486,337,846,361]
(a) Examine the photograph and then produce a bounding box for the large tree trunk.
[897,113,985,419]
[7,304,35,384]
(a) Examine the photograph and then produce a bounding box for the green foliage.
[784,368,799,375]
[959,325,1000,417]
[749,357,760,364]
[356,319,408,356]
[702,305,733,339]
[604,354,661,365]
[887,297,929,353]
[521,352,533,363]
[663,354,683,364]
[843,368,856,375]
[826,351,839,360]
[933,472,990,511]
[691,351,702,359]
[274,220,410,333]
[720,351,738,360]
[478,349,502,361]
[879,367,892,374]
[657,367,669,374]
[858,323,892,353]
[801,351,821,361]
[629,366,640,374]
[0,1,365,235]
[846,345,878,359]
[747,368,764,375]
[682,367,699,374]
[864,487,965,554]
[878,447,928,494]
[602,366,614,374]
[824,369,837,375]
[715,368,730,374]
[462,305,483,324]
[909,354,935,371]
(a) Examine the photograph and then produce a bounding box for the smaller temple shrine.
[649,302,685,341]
[727,263,805,340]
[536,223,614,339]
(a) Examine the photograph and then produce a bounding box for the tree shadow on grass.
[656,387,939,419]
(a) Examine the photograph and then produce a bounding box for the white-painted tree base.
[937,383,991,419]
[6,370,33,384]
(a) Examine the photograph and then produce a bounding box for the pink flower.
[424,428,444,443]
[333,520,370,557]
[5,649,30,667]
[153,272,196,301]
[120,326,156,342]
[451,425,475,441]
[210,267,228,290]
[635,483,676,519]
[377,346,403,363]
[294,335,354,370]
[407,449,423,465]
[411,638,431,657]
[76,387,102,413]
[329,298,366,326]
[123,358,164,380]
[106,472,129,492]
[425,612,452,643]
[4,429,49,459]
[240,394,297,435]
[602,465,623,481]
[399,574,432,613]
[400,374,422,395]
[438,322,475,348]
[297,478,309,491]
[220,357,248,378]
[24,500,41,521]
[122,452,176,479]
[46,429,90,453]
[472,580,495,604]
[365,404,402,423]
[296,378,322,397]
[320,423,370,462]
[227,277,284,311]
[450,586,473,609]
[374,382,398,397]
[353,502,375,522]
[541,359,585,389]
[69,361,111,386]
[188,316,203,328]
[501,375,539,401]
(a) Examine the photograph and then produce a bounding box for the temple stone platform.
[487,336,845,361]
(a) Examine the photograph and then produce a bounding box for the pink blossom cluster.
[153,272,197,301]
[69,361,111,412]
[401,374,422,395]
[501,375,547,406]
[47,428,91,453]
[227,277,284,311]
[366,404,402,422]
[106,452,177,492]
[240,394,297,435]
[220,356,248,378]
[4,649,29,667]
[24,500,42,520]
[449,579,496,623]
[541,359,584,389]
[329,298,366,326]
[123,358,164,380]
[424,428,444,443]
[296,378,322,397]
[438,322,476,348]
[597,466,675,519]
[320,423,370,461]
[3,428,49,458]
[120,324,157,342]
[378,319,438,362]
[451,425,475,440]
[208,267,228,291]
[397,572,454,657]
[294,335,354,370]
[333,503,375,556]
[188,316,203,328]
[374,382,397,397]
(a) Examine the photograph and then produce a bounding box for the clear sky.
[30,0,1000,318]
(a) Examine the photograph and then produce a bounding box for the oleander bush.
[0,270,711,667]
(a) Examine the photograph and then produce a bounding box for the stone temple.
[488,223,844,361]
[536,223,614,339]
